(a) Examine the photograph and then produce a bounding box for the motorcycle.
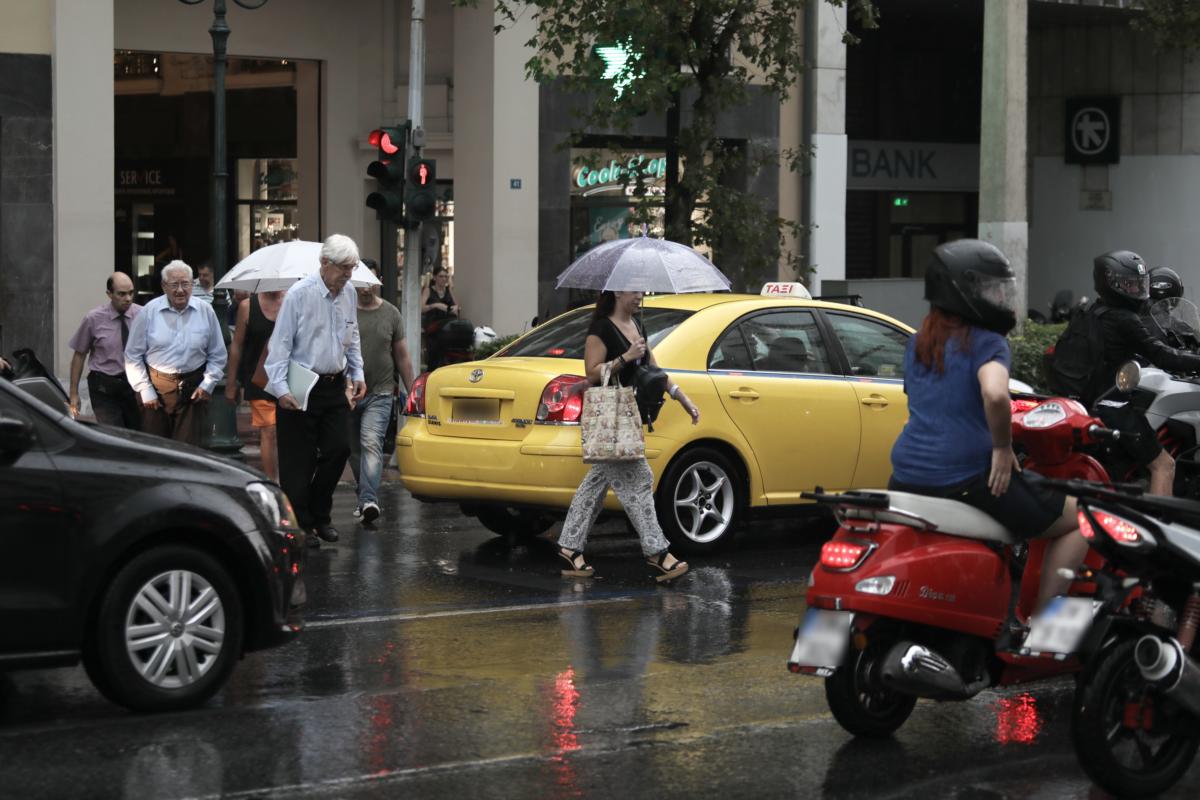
[786,389,1122,738]
[1046,478,1200,796]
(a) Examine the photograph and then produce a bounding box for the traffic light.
[365,126,408,223]
[404,157,437,224]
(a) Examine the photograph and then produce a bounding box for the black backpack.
[1046,302,1109,401]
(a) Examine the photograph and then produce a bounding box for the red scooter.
[787,396,1115,737]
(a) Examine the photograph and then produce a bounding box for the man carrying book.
[265,234,367,548]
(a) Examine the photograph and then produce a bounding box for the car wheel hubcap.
[124,570,225,689]
[672,460,735,544]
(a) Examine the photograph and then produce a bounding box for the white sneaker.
[361,502,381,524]
[352,507,363,519]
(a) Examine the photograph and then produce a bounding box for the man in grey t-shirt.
[352,260,414,524]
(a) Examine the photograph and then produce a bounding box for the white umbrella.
[215,240,381,293]
[555,235,731,294]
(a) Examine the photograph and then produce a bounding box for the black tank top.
[423,286,457,326]
[241,295,275,401]
[587,315,646,387]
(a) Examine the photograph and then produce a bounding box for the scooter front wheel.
[1071,638,1200,796]
[825,637,917,738]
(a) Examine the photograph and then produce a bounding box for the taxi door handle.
[729,388,760,400]
[860,394,889,408]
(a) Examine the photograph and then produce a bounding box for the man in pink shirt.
[68,272,143,429]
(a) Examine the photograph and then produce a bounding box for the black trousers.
[140,368,206,446]
[87,371,140,430]
[276,379,351,531]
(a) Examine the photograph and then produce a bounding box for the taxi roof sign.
[761,282,812,300]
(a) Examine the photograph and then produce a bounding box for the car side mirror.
[0,415,34,456]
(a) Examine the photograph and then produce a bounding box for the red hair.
[914,307,971,374]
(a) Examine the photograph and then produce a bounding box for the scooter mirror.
[1115,361,1141,393]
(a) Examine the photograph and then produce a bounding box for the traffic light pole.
[403,0,425,371]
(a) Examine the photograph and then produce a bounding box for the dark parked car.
[0,376,304,712]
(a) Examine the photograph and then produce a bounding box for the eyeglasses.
[164,281,191,291]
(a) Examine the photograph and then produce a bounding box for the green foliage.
[474,333,521,360]
[478,0,877,288]
[1008,322,1065,394]
[1134,0,1200,54]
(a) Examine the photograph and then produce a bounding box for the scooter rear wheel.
[825,637,917,738]
[1071,639,1200,797]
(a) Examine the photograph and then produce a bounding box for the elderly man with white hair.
[125,259,227,445]
[265,234,367,548]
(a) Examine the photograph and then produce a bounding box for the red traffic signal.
[415,161,430,186]
[368,128,402,156]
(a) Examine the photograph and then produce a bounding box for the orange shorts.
[250,398,277,428]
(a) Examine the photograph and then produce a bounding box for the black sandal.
[646,550,688,582]
[558,547,594,577]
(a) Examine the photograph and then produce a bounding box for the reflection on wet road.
[1,482,1198,798]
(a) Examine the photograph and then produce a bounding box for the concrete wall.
[0,0,51,55]
[1028,22,1200,308]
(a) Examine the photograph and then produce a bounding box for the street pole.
[404,0,426,369]
[180,0,269,454]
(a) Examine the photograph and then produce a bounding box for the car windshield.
[499,307,694,359]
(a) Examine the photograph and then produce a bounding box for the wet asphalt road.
[2,479,1199,799]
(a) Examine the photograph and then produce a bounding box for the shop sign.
[572,153,667,197]
[847,141,979,192]
[116,165,176,196]
[1065,96,1120,165]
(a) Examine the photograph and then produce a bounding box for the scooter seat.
[841,490,1018,545]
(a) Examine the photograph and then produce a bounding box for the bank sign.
[1064,96,1120,164]
[847,140,980,193]
[572,152,667,197]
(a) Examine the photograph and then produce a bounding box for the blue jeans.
[349,393,394,507]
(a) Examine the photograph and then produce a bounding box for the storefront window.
[236,159,300,258]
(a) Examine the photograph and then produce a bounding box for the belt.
[315,373,345,383]
[90,371,128,381]
[150,366,203,380]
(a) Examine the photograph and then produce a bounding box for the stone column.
[53,0,115,375]
[803,0,847,295]
[451,5,538,337]
[978,0,1028,324]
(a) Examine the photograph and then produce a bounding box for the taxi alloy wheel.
[657,447,742,554]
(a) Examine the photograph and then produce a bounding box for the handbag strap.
[599,361,614,387]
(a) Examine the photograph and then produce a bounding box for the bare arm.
[68,351,87,417]
[393,336,413,392]
[224,299,250,402]
[979,360,1017,495]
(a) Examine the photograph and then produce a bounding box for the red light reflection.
[546,667,581,798]
[994,693,1043,744]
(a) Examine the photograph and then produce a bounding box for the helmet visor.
[1106,270,1150,301]
[978,275,1018,314]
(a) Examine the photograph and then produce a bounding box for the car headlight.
[247,481,301,533]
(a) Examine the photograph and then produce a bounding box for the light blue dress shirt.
[265,272,364,400]
[124,295,228,403]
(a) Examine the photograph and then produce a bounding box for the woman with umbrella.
[554,236,726,582]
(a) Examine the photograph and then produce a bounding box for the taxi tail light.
[821,540,874,571]
[536,375,587,423]
[405,373,430,416]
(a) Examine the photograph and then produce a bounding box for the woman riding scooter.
[889,240,1089,630]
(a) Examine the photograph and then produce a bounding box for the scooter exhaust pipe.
[880,642,987,700]
[1134,635,1200,718]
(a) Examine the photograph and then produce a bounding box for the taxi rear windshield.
[499,307,694,359]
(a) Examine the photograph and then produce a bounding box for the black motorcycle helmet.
[1148,266,1184,301]
[1093,250,1149,308]
[924,239,1017,334]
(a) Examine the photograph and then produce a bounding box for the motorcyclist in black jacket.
[1093,251,1200,495]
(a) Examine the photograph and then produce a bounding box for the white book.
[286,361,320,411]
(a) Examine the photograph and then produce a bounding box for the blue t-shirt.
[890,326,1011,487]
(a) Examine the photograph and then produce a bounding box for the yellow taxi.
[398,291,913,553]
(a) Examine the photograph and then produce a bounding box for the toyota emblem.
[469,368,484,383]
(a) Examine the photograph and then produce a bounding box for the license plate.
[1021,596,1101,657]
[788,609,853,672]
[450,398,500,424]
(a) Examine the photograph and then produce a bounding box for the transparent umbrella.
[555,236,731,294]
[215,240,381,293]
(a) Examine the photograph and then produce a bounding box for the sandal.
[646,550,688,582]
[558,547,594,578]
